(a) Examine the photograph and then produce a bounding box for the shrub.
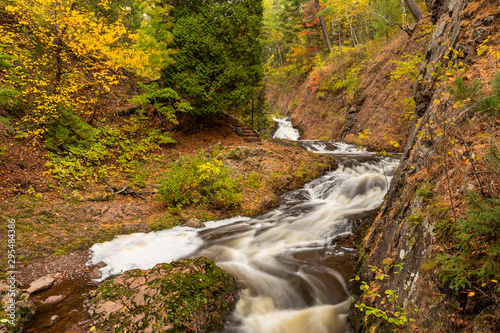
[437,190,500,291]
[158,152,241,212]
[45,114,175,186]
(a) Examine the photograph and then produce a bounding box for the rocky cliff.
[267,0,500,331]
[350,0,500,331]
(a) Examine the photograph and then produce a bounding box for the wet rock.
[43,315,60,327]
[68,309,79,316]
[96,261,107,268]
[87,257,238,333]
[0,286,36,333]
[186,218,206,228]
[27,276,54,294]
[43,295,66,304]
[78,319,91,326]
[331,234,355,248]
[90,267,102,280]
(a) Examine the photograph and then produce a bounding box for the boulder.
[43,315,60,327]
[86,257,238,333]
[27,276,54,294]
[90,267,103,280]
[186,218,206,228]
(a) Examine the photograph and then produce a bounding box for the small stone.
[27,276,54,294]
[43,295,66,304]
[78,319,91,326]
[68,309,79,316]
[186,218,206,228]
[90,267,102,280]
[96,262,107,268]
[54,272,62,279]
[43,315,60,327]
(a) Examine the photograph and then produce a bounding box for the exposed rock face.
[350,0,500,331]
[86,257,239,333]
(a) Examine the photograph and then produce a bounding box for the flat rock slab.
[27,276,54,294]
[43,295,66,304]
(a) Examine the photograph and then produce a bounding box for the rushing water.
[89,119,398,332]
[272,116,300,141]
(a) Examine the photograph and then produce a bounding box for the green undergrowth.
[352,263,418,330]
[158,150,241,213]
[436,189,500,292]
[435,72,500,293]
[45,112,175,188]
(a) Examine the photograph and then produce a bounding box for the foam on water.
[89,217,250,280]
[272,117,300,141]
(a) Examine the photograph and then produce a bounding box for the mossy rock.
[87,257,238,332]
[0,284,36,333]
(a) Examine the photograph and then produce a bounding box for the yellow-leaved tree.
[0,0,171,143]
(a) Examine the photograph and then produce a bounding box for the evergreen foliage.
[160,0,264,115]
[438,188,500,291]
[448,72,500,117]
[370,0,402,42]
[277,0,306,53]
[130,82,193,124]
[439,72,500,292]
[44,107,96,152]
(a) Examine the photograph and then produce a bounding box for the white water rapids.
[90,119,398,332]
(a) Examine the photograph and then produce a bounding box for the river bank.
[1,115,337,332]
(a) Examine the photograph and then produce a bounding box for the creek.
[90,118,398,332]
[23,118,398,332]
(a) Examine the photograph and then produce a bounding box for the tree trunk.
[404,0,423,22]
[313,0,332,51]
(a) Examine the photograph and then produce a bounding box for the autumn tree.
[0,0,170,146]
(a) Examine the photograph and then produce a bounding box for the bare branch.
[369,11,413,37]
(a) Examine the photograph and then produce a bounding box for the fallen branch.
[87,183,150,201]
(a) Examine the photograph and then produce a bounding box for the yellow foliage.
[0,0,167,137]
